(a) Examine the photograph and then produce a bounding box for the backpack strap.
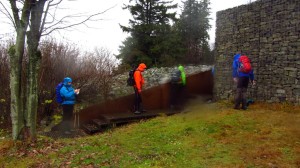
[133,69,140,76]
[65,85,71,92]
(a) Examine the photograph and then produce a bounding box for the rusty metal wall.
[78,70,214,124]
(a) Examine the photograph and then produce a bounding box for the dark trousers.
[134,87,142,111]
[62,104,74,131]
[170,83,179,106]
[170,83,184,108]
[235,77,249,108]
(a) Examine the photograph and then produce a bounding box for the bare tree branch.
[43,12,91,31]
[42,4,117,36]
[40,0,51,34]
[43,2,59,25]
[16,0,31,30]
[2,1,117,40]
[43,0,62,26]
[8,0,20,29]
[0,1,16,30]
[48,0,63,7]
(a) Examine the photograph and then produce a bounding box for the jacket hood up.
[137,63,147,72]
[233,53,241,62]
[63,77,72,86]
[178,65,184,72]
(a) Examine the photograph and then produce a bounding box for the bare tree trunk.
[25,0,46,140]
[8,40,25,140]
[26,46,41,140]
[8,0,31,140]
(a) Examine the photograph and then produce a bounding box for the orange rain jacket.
[134,63,147,93]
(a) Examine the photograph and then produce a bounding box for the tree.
[179,0,211,64]
[119,0,179,66]
[2,0,112,140]
[7,0,31,140]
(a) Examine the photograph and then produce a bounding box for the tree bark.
[25,0,46,140]
[26,46,41,140]
[8,0,31,140]
[9,43,24,140]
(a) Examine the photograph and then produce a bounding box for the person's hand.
[251,80,256,86]
[138,89,142,93]
[75,89,80,94]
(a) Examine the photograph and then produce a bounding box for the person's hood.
[137,63,147,71]
[63,77,72,86]
[233,53,241,61]
[178,65,185,73]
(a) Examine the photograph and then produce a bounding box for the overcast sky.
[0,0,256,55]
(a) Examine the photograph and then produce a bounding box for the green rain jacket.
[178,65,186,86]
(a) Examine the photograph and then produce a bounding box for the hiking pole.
[76,112,79,128]
[73,112,77,129]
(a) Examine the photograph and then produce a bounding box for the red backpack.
[238,55,252,73]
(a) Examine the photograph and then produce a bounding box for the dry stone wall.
[214,0,300,104]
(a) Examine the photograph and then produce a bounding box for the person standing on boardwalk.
[133,63,147,114]
[170,65,186,111]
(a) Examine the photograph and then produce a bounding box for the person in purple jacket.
[232,52,255,110]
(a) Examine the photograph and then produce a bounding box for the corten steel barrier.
[78,70,214,127]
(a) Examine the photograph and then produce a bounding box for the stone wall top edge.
[216,0,262,16]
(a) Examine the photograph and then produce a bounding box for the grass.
[0,100,299,167]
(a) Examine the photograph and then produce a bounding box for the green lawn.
[1,100,299,168]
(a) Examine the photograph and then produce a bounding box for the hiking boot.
[134,111,141,114]
[140,109,147,112]
[241,106,247,110]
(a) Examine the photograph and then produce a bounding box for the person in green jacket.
[170,65,186,111]
[178,65,186,86]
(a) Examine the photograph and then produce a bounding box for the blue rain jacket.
[60,77,76,105]
[232,54,254,80]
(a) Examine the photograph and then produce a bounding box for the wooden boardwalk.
[81,108,181,134]
[44,70,213,138]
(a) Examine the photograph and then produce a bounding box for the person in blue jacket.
[60,77,80,134]
[232,52,255,110]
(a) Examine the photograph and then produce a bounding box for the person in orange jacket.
[133,63,147,114]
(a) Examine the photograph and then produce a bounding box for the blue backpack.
[55,82,64,104]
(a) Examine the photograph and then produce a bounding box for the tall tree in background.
[179,0,211,64]
[119,0,179,66]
